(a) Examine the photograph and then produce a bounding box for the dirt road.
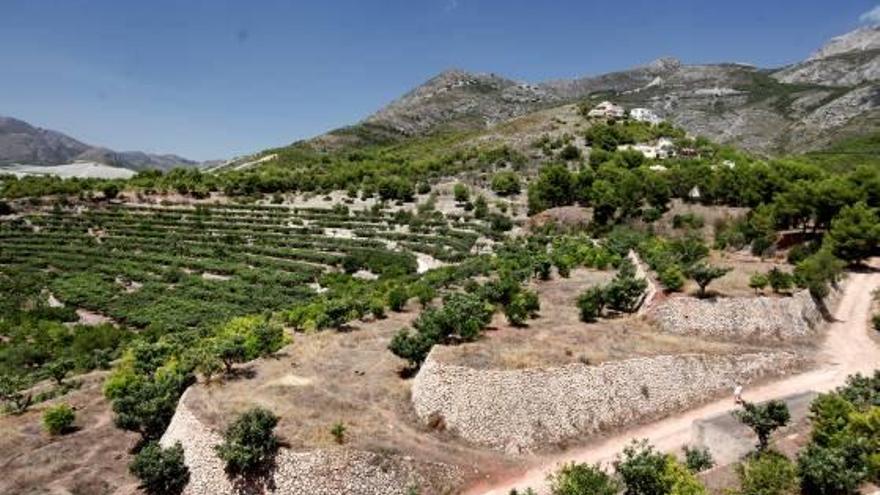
[469,268,880,495]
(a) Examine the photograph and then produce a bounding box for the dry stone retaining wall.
[161,391,462,495]
[411,351,801,454]
[648,290,826,342]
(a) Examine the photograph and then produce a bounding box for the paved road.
[469,268,880,495]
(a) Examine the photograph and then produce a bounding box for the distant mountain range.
[311,26,880,155]
[0,116,197,172]
[6,26,880,177]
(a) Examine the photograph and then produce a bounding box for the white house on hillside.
[630,107,663,125]
[618,137,677,160]
[587,101,625,119]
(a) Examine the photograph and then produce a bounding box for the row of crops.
[0,202,490,335]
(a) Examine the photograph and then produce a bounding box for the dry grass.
[185,301,511,479]
[436,268,761,370]
[696,250,791,297]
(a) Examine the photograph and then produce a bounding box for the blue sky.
[0,0,876,160]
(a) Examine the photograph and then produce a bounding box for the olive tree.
[735,400,791,451]
[686,263,731,297]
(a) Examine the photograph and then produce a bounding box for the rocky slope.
[0,115,196,171]
[330,27,880,155]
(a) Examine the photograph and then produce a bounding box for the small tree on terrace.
[577,286,606,322]
[214,333,247,374]
[129,441,190,495]
[735,400,791,452]
[604,261,647,313]
[215,407,280,475]
[748,273,769,294]
[767,267,793,294]
[46,358,75,386]
[453,183,470,203]
[387,286,409,312]
[686,263,731,298]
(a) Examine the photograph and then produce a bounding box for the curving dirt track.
[469,266,880,495]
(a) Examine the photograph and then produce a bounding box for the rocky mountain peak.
[808,25,880,60]
[645,57,682,72]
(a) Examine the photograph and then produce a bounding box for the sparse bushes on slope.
[577,260,646,322]
[389,292,493,369]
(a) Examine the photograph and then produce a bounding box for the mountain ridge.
[0,115,197,172]
[314,26,880,156]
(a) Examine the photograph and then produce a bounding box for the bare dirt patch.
[0,372,141,495]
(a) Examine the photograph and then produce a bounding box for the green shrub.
[737,451,797,495]
[797,443,862,495]
[488,212,514,233]
[749,273,769,294]
[215,407,279,475]
[577,287,605,322]
[370,300,386,319]
[672,213,705,230]
[767,267,793,294]
[558,144,581,161]
[547,462,620,495]
[387,286,409,312]
[554,256,572,278]
[614,439,672,495]
[604,262,647,313]
[129,441,190,495]
[108,367,193,441]
[453,183,470,203]
[388,329,435,369]
[330,421,346,444]
[491,171,521,196]
[683,445,714,473]
[534,258,552,281]
[43,403,75,435]
[661,457,708,495]
[658,265,685,292]
[473,195,489,219]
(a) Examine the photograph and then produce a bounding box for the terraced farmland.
[0,202,489,334]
